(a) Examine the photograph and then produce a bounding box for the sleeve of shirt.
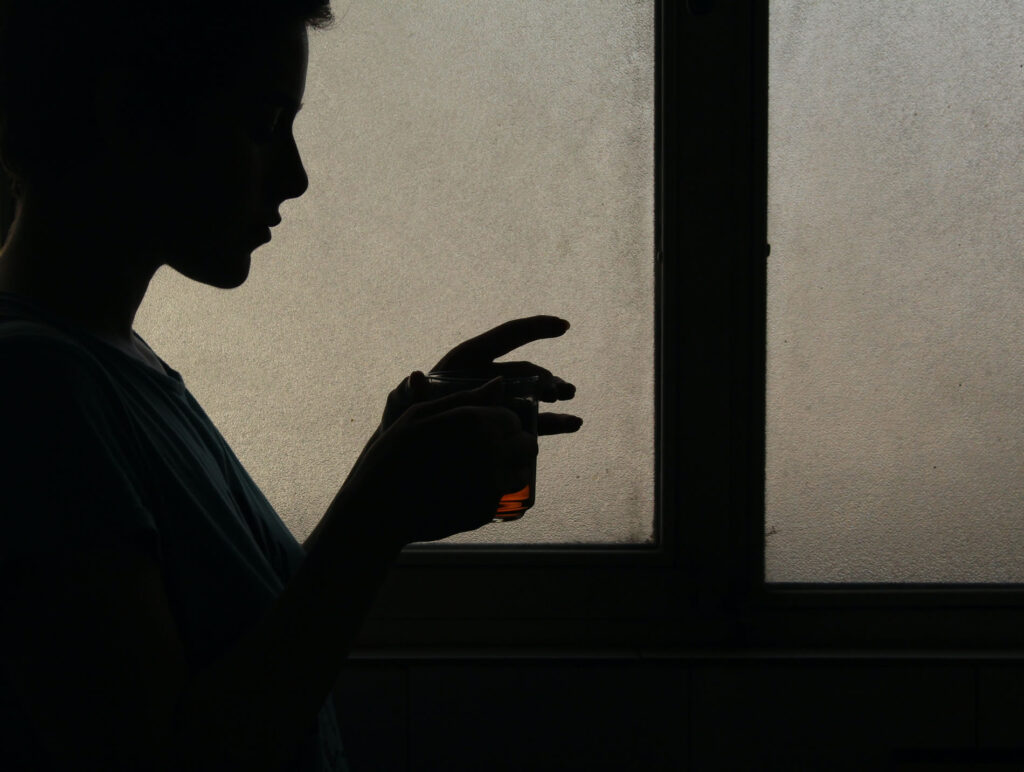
[0,332,160,575]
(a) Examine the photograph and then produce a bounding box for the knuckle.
[502,407,523,432]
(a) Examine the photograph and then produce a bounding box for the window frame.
[361,0,1024,654]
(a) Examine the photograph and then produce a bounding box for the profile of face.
[106,19,311,289]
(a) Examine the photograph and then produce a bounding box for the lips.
[250,226,272,246]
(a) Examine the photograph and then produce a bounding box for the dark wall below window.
[333,656,1024,771]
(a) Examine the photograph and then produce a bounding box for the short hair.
[0,0,333,198]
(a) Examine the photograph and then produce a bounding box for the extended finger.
[485,362,575,402]
[537,412,583,436]
[433,316,570,370]
[541,376,575,403]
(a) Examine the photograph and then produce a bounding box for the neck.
[0,190,160,344]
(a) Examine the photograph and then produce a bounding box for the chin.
[170,252,252,289]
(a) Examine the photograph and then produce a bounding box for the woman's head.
[0,0,332,288]
[0,0,332,197]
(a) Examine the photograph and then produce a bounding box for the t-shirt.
[0,293,350,771]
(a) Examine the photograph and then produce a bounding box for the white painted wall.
[767,1,1024,581]
[135,1,655,546]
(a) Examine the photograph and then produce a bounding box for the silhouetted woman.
[0,1,580,769]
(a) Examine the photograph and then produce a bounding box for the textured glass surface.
[135,1,655,546]
[767,1,1024,581]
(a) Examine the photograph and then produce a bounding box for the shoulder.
[0,320,136,464]
[0,320,159,566]
[0,318,97,362]
[0,320,113,400]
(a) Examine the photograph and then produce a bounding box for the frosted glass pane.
[135,1,655,546]
[766,1,1024,581]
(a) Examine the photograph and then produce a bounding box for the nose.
[274,132,309,204]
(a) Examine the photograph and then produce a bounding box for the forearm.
[304,429,383,553]
[169,489,403,771]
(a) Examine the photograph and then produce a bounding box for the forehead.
[222,20,309,104]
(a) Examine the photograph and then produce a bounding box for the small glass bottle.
[425,372,540,522]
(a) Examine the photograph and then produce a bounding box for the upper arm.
[0,335,159,565]
[0,537,187,771]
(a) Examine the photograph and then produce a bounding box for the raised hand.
[379,315,582,437]
[343,378,539,544]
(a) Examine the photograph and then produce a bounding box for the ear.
[91,67,151,152]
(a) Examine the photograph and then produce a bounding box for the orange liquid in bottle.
[493,483,533,522]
